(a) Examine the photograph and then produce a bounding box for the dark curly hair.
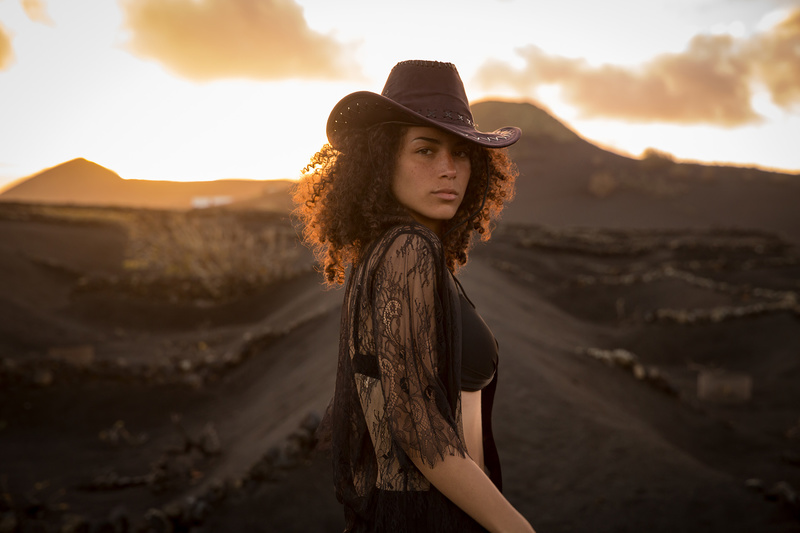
[292,123,518,285]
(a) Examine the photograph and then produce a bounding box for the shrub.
[121,210,306,300]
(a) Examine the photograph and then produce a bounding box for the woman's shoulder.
[356,223,444,279]
[374,222,442,257]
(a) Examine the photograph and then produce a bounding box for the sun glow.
[1,0,798,192]
[0,0,351,186]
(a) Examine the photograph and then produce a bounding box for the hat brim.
[327,91,521,149]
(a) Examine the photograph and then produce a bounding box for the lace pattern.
[328,223,491,531]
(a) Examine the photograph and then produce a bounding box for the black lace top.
[326,223,501,532]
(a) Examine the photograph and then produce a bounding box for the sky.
[0,0,798,191]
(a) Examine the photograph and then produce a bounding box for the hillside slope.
[0,158,292,211]
[472,101,800,244]
[3,208,798,531]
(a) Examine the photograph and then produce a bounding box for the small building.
[191,196,233,209]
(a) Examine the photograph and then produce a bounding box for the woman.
[294,60,535,533]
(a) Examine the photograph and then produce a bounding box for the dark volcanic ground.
[1,213,800,533]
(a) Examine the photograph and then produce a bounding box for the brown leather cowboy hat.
[327,60,521,150]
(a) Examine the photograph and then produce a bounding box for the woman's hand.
[410,452,536,533]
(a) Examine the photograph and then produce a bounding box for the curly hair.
[292,123,518,285]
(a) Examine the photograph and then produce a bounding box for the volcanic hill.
[3,101,798,243]
[0,158,292,211]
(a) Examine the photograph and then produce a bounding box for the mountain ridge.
[0,158,292,211]
[1,101,797,242]
[0,100,601,210]
[472,100,583,144]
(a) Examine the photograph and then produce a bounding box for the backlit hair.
[292,123,518,285]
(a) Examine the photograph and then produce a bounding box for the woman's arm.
[372,229,535,532]
[410,452,535,533]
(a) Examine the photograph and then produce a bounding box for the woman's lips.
[433,189,458,201]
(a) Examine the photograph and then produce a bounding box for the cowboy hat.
[327,60,521,150]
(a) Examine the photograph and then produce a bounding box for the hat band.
[415,107,474,127]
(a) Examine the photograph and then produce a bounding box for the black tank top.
[455,278,498,392]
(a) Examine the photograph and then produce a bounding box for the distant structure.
[191,196,233,209]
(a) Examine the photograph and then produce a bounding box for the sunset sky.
[0,0,798,191]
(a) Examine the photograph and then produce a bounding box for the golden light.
[0,0,797,193]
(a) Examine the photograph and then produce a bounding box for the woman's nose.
[439,153,457,179]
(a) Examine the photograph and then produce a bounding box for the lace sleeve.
[371,232,467,468]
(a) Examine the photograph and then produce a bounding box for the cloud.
[475,8,800,126]
[747,8,800,108]
[20,0,53,24]
[0,23,13,70]
[121,0,360,81]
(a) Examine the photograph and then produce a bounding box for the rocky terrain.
[1,202,799,532]
[1,100,798,532]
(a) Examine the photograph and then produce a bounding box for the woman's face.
[391,126,471,234]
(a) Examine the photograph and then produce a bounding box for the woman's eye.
[416,148,433,155]
[454,150,469,158]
